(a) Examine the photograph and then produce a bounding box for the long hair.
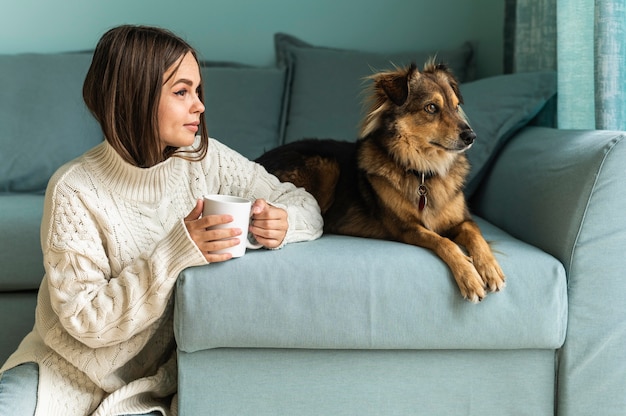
[83,25,209,167]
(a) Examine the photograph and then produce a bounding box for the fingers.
[250,199,266,216]
[184,200,242,263]
[250,199,288,248]
[186,198,290,257]
[193,227,241,253]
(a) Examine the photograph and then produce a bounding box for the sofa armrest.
[473,126,626,415]
[473,127,624,268]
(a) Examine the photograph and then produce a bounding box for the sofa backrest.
[200,63,286,160]
[0,52,102,193]
[0,53,288,194]
[0,35,556,198]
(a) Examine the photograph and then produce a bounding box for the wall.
[0,0,503,77]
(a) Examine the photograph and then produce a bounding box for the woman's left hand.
[249,199,288,249]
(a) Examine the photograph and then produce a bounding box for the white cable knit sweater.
[1,138,323,415]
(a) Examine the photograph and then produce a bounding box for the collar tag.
[418,172,428,211]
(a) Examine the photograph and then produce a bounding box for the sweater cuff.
[154,219,208,279]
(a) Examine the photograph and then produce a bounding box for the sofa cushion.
[177,349,556,416]
[0,53,102,193]
[0,292,38,363]
[460,71,557,195]
[174,217,567,352]
[201,63,286,160]
[275,33,475,144]
[0,194,45,290]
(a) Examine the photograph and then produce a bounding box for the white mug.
[202,194,263,258]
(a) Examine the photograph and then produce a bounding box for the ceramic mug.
[202,194,263,258]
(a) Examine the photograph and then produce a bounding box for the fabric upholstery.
[274,33,475,144]
[460,71,556,194]
[0,53,102,193]
[473,126,626,415]
[0,292,37,363]
[201,63,286,159]
[0,194,45,290]
[175,217,567,352]
[178,348,556,416]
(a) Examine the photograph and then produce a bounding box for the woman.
[0,25,322,415]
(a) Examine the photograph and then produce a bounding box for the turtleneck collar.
[84,141,183,204]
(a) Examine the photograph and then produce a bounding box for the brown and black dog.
[256,62,505,302]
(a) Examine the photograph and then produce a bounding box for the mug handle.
[246,234,263,250]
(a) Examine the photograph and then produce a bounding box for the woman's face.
[158,52,205,150]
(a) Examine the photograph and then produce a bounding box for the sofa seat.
[174,217,566,415]
[174,217,567,353]
[0,194,44,360]
[177,348,557,415]
[0,194,45,291]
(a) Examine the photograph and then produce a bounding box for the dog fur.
[256,62,505,302]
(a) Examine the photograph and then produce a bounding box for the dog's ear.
[429,62,464,105]
[378,63,418,106]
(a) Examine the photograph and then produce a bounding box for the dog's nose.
[460,130,476,146]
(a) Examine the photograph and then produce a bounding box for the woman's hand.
[249,199,288,249]
[184,199,241,262]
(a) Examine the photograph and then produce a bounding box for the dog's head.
[361,61,474,175]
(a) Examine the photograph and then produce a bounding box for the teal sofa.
[2,34,625,415]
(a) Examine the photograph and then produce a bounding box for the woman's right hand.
[184,199,241,263]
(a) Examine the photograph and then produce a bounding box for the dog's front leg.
[403,226,488,303]
[447,220,506,293]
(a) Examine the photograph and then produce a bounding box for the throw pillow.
[0,52,102,193]
[461,71,557,195]
[201,63,286,160]
[274,33,476,145]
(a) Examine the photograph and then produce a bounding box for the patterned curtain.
[505,0,626,130]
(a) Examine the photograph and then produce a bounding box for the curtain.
[505,0,626,131]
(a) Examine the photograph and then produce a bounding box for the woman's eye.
[174,90,187,97]
[425,103,438,114]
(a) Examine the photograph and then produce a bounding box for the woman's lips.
[185,122,199,133]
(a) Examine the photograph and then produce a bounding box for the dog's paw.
[453,261,487,303]
[474,257,506,293]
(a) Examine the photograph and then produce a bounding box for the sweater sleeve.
[40,182,207,349]
[207,139,324,246]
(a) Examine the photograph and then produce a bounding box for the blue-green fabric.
[503,0,556,73]
[0,53,102,193]
[0,292,37,364]
[178,348,556,416]
[592,2,626,130]
[175,217,567,352]
[274,33,475,144]
[0,52,285,193]
[0,194,45,291]
[473,127,625,272]
[461,71,556,195]
[201,64,286,160]
[505,0,626,130]
[557,0,626,130]
[556,0,595,130]
[473,126,626,416]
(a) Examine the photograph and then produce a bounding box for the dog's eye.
[424,103,439,114]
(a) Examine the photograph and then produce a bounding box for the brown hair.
[83,25,209,167]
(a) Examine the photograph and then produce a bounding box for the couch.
[1,33,625,415]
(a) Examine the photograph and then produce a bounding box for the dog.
[256,61,505,302]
